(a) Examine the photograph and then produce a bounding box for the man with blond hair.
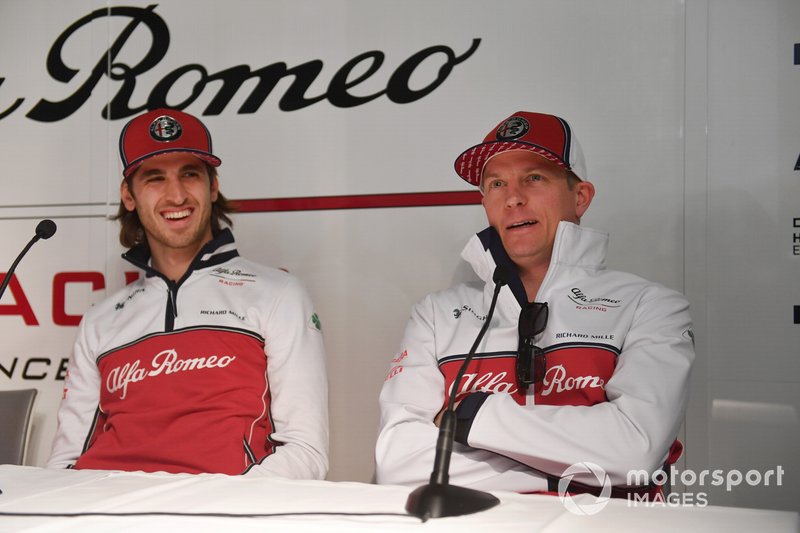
[377,111,693,495]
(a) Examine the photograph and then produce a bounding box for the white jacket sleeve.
[375,295,547,490]
[464,286,694,486]
[244,276,329,480]
[47,317,101,469]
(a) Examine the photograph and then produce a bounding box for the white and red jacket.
[376,222,694,491]
[48,229,329,479]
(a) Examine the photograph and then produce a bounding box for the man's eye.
[526,174,542,182]
[488,180,504,189]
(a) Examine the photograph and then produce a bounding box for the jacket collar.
[462,221,608,306]
[122,228,239,283]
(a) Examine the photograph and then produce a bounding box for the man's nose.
[504,182,526,208]
[164,176,188,203]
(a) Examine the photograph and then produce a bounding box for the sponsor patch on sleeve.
[308,312,322,332]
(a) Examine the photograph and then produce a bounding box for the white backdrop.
[0,0,796,512]
[682,0,799,511]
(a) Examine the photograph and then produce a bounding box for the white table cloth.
[0,465,796,532]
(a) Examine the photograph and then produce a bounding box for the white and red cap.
[118,108,222,178]
[454,111,587,187]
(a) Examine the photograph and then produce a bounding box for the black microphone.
[0,219,57,301]
[35,219,57,240]
[406,264,510,521]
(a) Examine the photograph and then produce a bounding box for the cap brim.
[454,141,570,186]
[123,149,222,178]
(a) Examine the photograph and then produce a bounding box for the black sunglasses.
[516,302,549,391]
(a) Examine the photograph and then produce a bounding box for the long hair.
[112,163,236,249]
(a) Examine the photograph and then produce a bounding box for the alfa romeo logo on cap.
[496,116,529,141]
[149,115,183,142]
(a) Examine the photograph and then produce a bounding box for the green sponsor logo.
[310,312,322,331]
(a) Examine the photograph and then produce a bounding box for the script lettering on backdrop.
[0,4,481,121]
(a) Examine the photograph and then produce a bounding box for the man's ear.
[121,180,136,212]
[210,174,219,203]
[574,180,595,220]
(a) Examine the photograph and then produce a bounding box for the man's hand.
[434,400,462,427]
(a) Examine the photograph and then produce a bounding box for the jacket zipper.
[164,280,178,332]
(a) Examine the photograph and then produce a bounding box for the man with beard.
[49,108,328,479]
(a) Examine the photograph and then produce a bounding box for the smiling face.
[121,152,219,274]
[481,150,594,278]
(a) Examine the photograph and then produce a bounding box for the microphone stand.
[405,265,509,521]
[0,219,57,301]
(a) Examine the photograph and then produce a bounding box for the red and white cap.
[454,111,587,187]
[118,108,222,178]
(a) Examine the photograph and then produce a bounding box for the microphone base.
[405,482,500,521]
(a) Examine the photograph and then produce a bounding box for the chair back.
[0,388,38,465]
